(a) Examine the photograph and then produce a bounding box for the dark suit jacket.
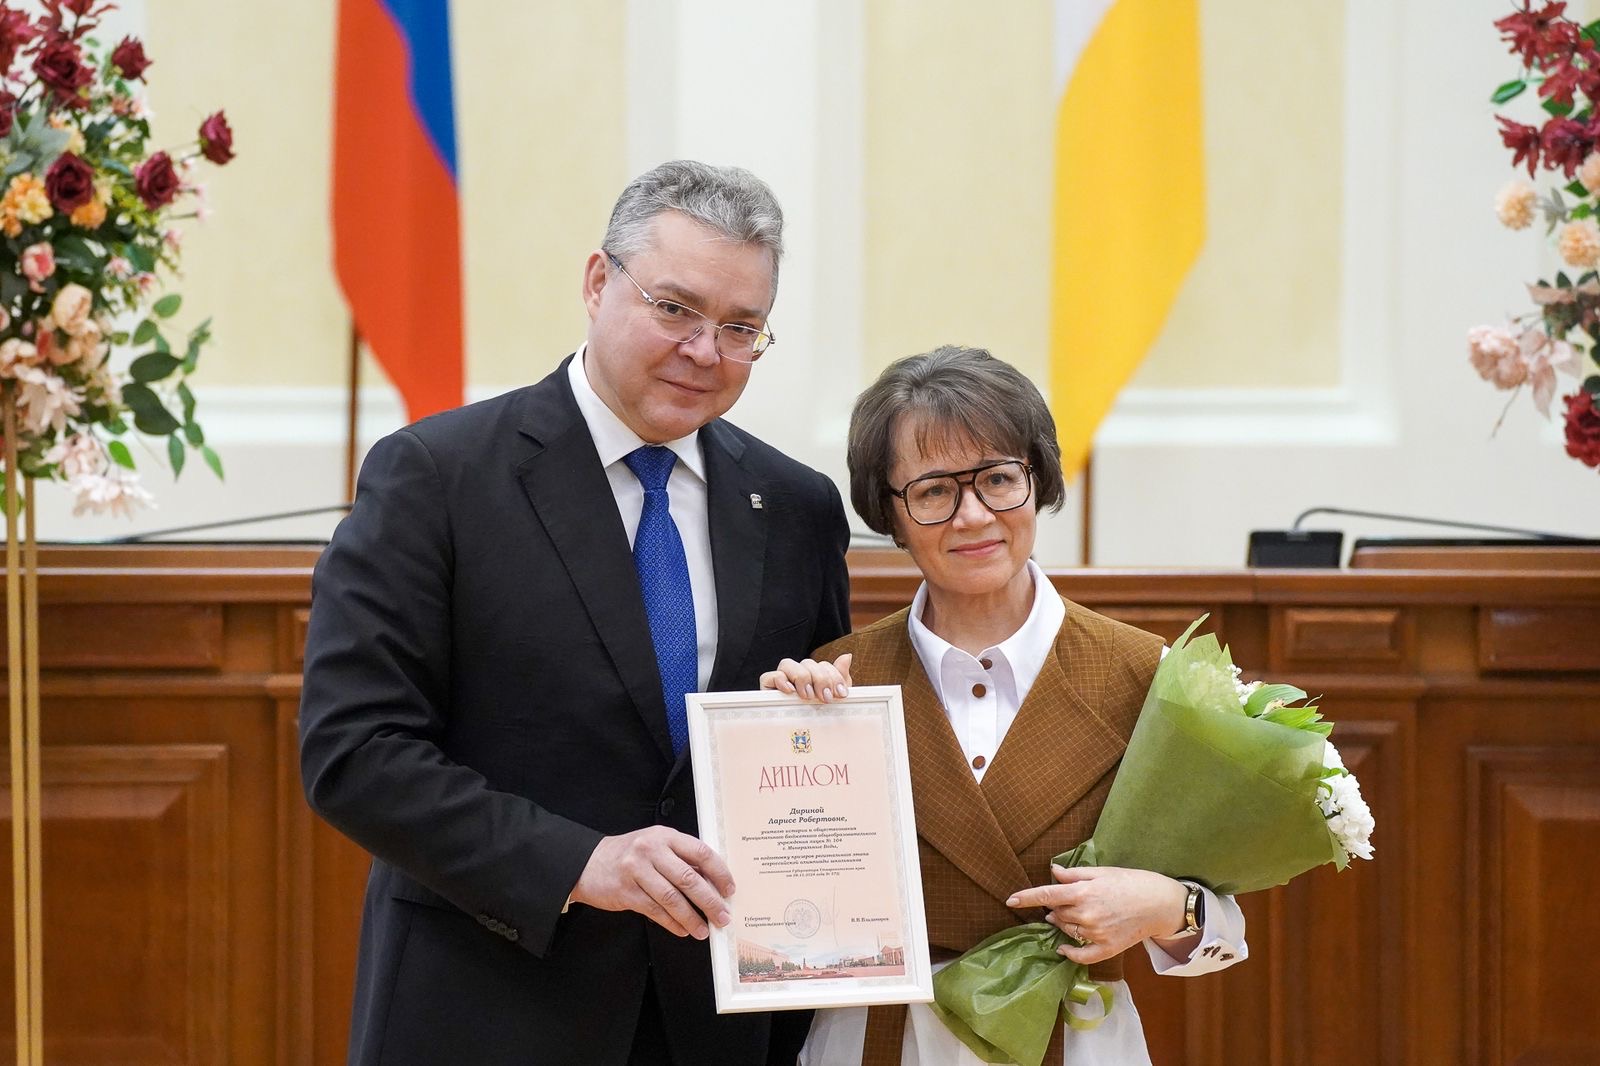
[299,357,851,1066]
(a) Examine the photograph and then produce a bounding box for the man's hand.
[569,826,736,939]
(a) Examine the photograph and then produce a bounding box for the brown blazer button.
[980,658,993,669]
[972,683,986,697]
[971,755,987,770]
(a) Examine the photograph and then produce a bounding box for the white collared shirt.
[907,559,1064,782]
[567,347,718,689]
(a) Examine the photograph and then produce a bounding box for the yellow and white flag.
[1049,0,1206,478]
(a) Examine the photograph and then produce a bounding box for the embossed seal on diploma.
[784,899,820,938]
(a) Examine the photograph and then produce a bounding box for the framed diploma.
[686,687,933,1013]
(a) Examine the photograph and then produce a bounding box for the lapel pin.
[749,494,763,510]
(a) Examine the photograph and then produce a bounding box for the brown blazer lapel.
[980,602,1136,856]
[892,631,1033,908]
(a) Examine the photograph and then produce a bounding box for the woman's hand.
[758,653,853,702]
[1005,865,1191,966]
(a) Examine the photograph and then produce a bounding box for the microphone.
[1248,508,1590,568]
[101,504,353,544]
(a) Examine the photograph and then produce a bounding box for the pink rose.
[0,339,38,378]
[50,283,92,335]
[20,242,55,291]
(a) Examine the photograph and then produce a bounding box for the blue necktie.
[624,446,697,756]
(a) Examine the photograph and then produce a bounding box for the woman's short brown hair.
[847,345,1066,537]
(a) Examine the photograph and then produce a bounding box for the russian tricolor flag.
[333,0,463,423]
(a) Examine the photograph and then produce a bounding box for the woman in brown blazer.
[764,346,1247,1065]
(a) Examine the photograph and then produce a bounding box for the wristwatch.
[1172,881,1204,937]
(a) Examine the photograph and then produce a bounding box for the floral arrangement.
[931,618,1371,1066]
[0,0,233,517]
[1475,2,1600,471]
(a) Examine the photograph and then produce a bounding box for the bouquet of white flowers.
[930,617,1374,1066]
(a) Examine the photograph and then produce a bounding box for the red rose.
[110,35,150,80]
[198,110,234,165]
[0,91,15,139]
[1541,117,1592,177]
[44,152,93,212]
[1563,391,1600,468]
[134,151,179,210]
[32,39,93,107]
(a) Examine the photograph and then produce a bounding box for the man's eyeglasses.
[605,252,775,363]
[888,460,1034,526]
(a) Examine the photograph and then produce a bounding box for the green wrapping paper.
[929,619,1350,1066]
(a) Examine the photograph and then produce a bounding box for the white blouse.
[799,562,1248,1065]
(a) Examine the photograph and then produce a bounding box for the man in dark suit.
[299,161,850,1065]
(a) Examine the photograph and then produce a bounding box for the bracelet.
[1172,881,1202,937]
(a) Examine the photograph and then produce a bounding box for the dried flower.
[1494,180,1537,228]
[1468,324,1527,388]
[68,470,155,518]
[1558,219,1600,266]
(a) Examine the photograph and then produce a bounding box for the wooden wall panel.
[0,745,228,1065]
[1465,746,1600,1066]
[1,545,1595,1066]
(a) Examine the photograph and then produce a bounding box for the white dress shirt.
[567,347,718,690]
[801,561,1248,1065]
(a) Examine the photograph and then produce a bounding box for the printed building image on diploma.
[703,702,917,992]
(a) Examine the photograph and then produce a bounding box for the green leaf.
[1585,374,1600,394]
[1574,204,1594,220]
[152,293,181,318]
[1543,96,1575,117]
[129,352,181,382]
[1585,18,1600,44]
[183,421,204,446]
[201,445,224,480]
[167,433,185,478]
[1568,179,1592,198]
[178,381,196,423]
[121,382,181,435]
[1491,78,1527,104]
[152,332,170,354]
[1558,271,1573,288]
[126,242,155,274]
[132,319,159,345]
[1242,683,1308,717]
[106,439,135,470]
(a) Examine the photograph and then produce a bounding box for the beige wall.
[147,0,626,391]
[863,0,1056,385]
[147,0,346,389]
[1137,0,1346,389]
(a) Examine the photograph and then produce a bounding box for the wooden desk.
[3,544,1596,1065]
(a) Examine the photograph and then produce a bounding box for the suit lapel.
[514,361,674,763]
[894,633,1032,908]
[701,420,766,693]
[980,605,1132,854]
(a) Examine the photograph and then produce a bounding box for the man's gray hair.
[602,160,784,297]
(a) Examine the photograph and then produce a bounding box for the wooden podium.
[1,543,1596,1065]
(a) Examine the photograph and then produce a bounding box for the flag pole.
[344,324,360,503]
[1078,447,1094,567]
